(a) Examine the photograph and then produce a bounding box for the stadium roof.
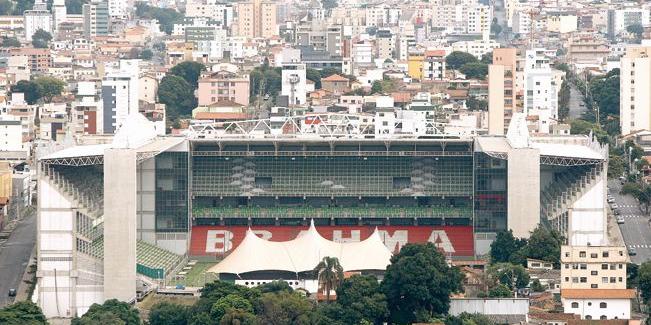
[208,221,392,275]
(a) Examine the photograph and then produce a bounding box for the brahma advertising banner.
[190,226,474,256]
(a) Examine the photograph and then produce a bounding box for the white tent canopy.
[207,221,392,275]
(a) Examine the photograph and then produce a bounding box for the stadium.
[35,113,608,318]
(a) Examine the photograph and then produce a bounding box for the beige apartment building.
[560,245,634,320]
[620,45,651,136]
[488,48,522,135]
[236,0,277,38]
[561,245,627,289]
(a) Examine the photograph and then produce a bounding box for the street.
[610,180,651,264]
[568,83,587,119]
[0,210,36,307]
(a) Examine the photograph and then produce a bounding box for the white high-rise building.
[101,60,140,134]
[620,45,651,136]
[281,62,307,107]
[523,48,557,134]
[23,0,51,40]
[52,0,67,32]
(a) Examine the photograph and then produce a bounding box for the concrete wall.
[103,149,137,302]
[569,176,607,246]
[488,64,505,135]
[450,298,529,316]
[507,147,540,238]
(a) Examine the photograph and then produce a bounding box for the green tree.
[446,51,478,70]
[211,294,254,321]
[170,61,206,88]
[627,262,639,289]
[135,3,183,34]
[0,0,13,15]
[445,312,495,325]
[558,79,570,121]
[139,48,154,60]
[31,29,52,48]
[65,0,88,14]
[34,76,65,102]
[11,80,41,104]
[72,299,140,325]
[382,243,464,324]
[258,280,294,294]
[490,18,503,36]
[158,75,197,123]
[371,80,383,94]
[256,291,314,325]
[321,0,337,10]
[459,62,488,79]
[531,279,545,292]
[589,69,619,123]
[189,281,260,325]
[480,51,493,64]
[314,256,344,302]
[13,0,34,15]
[148,302,188,325]
[627,23,644,36]
[638,261,651,302]
[1,36,20,47]
[609,155,625,179]
[487,263,530,289]
[0,301,48,325]
[520,226,563,268]
[487,284,512,298]
[220,308,258,325]
[489,230,527,265]
[306,68,322,89]
[466,96,488,111]
[335,275,388,325]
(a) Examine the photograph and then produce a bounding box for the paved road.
[568,83,587,119]
[610,180,651,264]
[0,210,36,307]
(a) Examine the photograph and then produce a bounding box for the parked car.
[611,204,618,209]
[628,247,637,256]
[7,288,16,297]
[617,216,625,224]
[607,197,615,203]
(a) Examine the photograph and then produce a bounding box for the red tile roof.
[561,289,636,299]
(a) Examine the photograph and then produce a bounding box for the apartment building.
[423,50,446,81]
[620,45,651,136]
[101,60,139,134]
[10,48,52,73]
[523,48,557,134]
[197,71,250,106]
[236,0,277,38]
[376,29,396,61]
[83,0,110,39]
[23,0,51,40]
[185,0,233,27]
[488,48,521,135]
[560,245,635,320]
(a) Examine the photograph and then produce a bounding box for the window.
[591,253,598,258]
[610,264,616,270]
[601,316,607,320]
[586,316,592,320]
[572,277,579,283]
[591,284,598,288]
[602,264,608,270]
[619,264,623,269]
[603,252,609,258]
[619,277,623,282]
[580,251,586,257]
[602,277,608,283]
[565,277,569,282]
[591,271,598,276]
[580,264,587,270]
[571,302,579,308]
[600,302,607,308]
[565,264,569,269]
[610,277,616,283]
[580,277,587,283]
[588,302,592,306]
[573,264,579,269]
[565,252,570,257]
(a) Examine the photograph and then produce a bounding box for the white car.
[611,204,618,209]
[607,198,615,203]
[617,217,625,224]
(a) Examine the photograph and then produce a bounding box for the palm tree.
[313,256,344,302]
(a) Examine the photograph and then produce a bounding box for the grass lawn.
[168,261,219,288]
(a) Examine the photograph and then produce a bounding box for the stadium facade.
[35,113,608,318]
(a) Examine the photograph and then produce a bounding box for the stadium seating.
[192,156,473,197]
[81,236,183,279]
[192,205,473,219]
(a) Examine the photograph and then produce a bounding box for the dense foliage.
[382,243,464,324]
[72,299,140,325]
[135,3,183,34]
[446,51,478,70]
[0,301,47,325]
[11,77,65,104]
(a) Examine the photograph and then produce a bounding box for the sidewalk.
[15,247,37,302]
